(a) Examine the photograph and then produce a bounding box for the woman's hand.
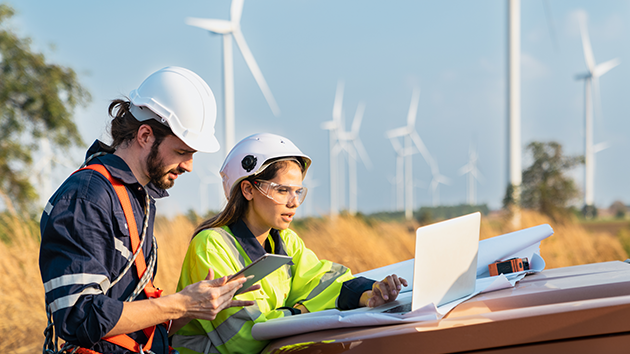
[293,303,310,314]
[359,274,408,308]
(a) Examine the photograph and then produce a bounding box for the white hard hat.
[220,133,311,199]
[128,66,220,153]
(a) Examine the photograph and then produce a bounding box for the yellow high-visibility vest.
[172,225,355,354]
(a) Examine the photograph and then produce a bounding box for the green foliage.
[616,227,630,260]
[356,205,489,225]
[616,209,626,219]
[363,211,406,223]
[416,204,490,224]
[0,210,38,244]
[0,4,90,213]
[502,183,516,210]
[520,141,583,219]
[609,201,627,219]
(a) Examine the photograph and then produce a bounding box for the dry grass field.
[1,210,628,353]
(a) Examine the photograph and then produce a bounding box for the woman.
[172,133,407,354]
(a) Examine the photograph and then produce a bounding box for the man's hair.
[108,99,174,149]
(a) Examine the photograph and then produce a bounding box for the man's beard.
[146,140,184,190]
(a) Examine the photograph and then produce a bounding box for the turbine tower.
[507,0,522,216]
[337,101,372,215]
[575,16,620,217]
[186,0,280,156]
[196,165,221,215]
[321,81,344,218]
[387,136,415,211]
[458,142,484,206]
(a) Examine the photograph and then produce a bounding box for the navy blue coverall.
[39,140,169,354]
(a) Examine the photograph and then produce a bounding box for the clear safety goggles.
[253,180,308,205]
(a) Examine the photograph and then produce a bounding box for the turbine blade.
[458,164,472,176]
[578,18,596,73]
[343,142,357,160]
[231,0,244,24]
[333,80,344,122]
[385,127,409,139]
[407,88,420,127]
[331,142,344,156]
[353,139,373,169]
[388,137,403,153]
[186,17,234,34]
[543,0,559,52]
[232,29,281,116]
[410,131,434,167]
[351,102,366,135]
[593,58,620,77]
[321,120,337,130]
[594,141,611,153]
[438,174,451,185]
[472,168,485,183]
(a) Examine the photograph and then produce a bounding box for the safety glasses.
[253,180,308,205]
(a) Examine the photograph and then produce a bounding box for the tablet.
[228,254,293,295]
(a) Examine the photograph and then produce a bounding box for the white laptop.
[375,212,481,313]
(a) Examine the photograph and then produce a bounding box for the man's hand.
[360,274,408,308]
[177,268,261,322]
[109,268,262,337]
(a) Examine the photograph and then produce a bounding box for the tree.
[0,5,90,214]
[519,141,583,218]
[609,200,627,219]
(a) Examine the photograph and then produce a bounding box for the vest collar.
[229,218,290,262]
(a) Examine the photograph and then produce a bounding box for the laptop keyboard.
[382,302,412,314]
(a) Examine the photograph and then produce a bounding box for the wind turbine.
[389,138,405,211]
[321,81,344,218]
[337,101,372,215]
[298,173,320,218]
[458,142,484,206]
[387,131,416,212]
[196,165,221,215]
[507,0,522,228]
[574,16,620,216]
[387,89,449,217]
[426,155,450,207]
[186,0,280,156]
[386,89,420,220]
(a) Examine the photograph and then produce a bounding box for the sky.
[8,0,630,218]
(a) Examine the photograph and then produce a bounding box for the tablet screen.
[228,254,293,295]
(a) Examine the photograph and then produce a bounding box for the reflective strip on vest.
[171,334,220,354]
[173,305,261,354]
[302,263,348,302]
[211,227,246,268]
[212,307,258,347]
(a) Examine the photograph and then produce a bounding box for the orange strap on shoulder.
[79,164,162,353]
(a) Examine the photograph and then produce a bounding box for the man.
[39,66,257,354]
